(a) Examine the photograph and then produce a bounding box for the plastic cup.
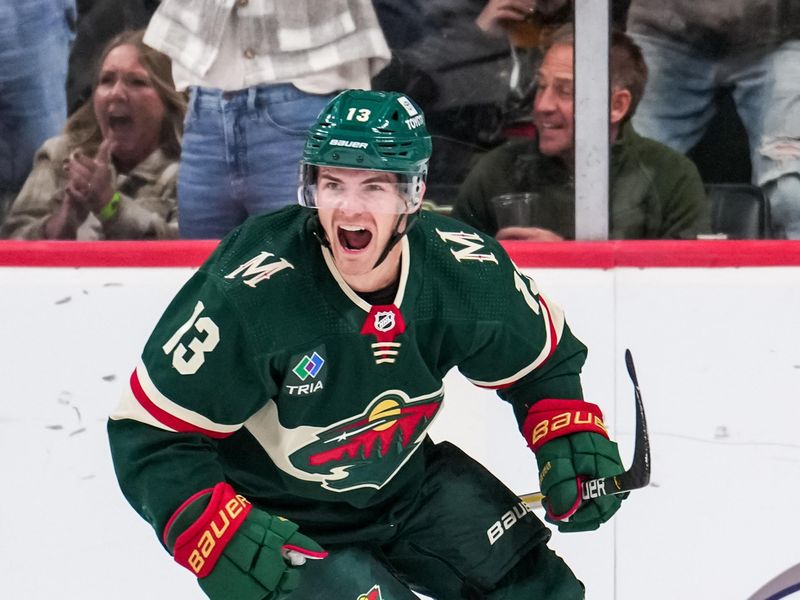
[491,192,539,229]
[506,18,541,48]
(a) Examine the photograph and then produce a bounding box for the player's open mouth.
[337,225,373,251]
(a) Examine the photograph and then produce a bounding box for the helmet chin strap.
[307,211,330,250]
[371,212,418,269]
[306,210,419,271]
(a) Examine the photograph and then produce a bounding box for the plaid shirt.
[144,0,391,84]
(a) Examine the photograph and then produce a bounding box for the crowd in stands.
[0,0,797,241]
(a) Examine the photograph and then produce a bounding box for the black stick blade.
[620,348,651,489]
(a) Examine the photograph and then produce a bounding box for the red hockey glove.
[523,399,627,532]
[163,482,327,600]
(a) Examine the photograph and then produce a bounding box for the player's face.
[316,167,406,290]
[533,43,575,164]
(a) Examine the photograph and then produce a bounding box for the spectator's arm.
[451,143,529,236]
[476,0,537,36]
[535,0,572,18]
[656,155,710,239]
[0,138,73,240]
[452,168,501,236]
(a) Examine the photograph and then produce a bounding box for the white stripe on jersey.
[467,293,565,388]
[109,360,243,436]
[109,379,177,432]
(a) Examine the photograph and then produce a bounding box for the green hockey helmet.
[298,89,433,214]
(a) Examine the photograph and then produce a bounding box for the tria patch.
[360,305,406,365]
[292,352,324,381]
[285,347,327,396]
[356,585,383,600]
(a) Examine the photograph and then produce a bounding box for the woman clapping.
[1,30,185,240]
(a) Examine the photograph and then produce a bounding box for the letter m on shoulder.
[224,251,295,288]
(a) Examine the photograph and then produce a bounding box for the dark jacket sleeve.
[452,141,531,235]
[653,151,710,239]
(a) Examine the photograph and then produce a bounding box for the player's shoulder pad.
[414,210,517,283]
[197,205,312,296]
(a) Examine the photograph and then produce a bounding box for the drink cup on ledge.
[491,192,539,229]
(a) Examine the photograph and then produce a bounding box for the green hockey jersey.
[108,205,588,542]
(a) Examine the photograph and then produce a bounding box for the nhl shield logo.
[361,305,405,341]
[374,311,395,332]
[360,305,406,364]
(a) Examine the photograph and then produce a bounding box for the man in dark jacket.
[452,28,709,240]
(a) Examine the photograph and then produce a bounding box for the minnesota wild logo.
[289,389,442,492]
[357,585,383,600]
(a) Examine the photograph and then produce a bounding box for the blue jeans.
[630,33,800,238]
[177,84,336,239]
[0,0,75,214]
[758,41,800,238]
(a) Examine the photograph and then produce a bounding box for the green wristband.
[98,191,121,221]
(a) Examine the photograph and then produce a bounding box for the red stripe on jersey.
[129,369,233,439]
[538,294,559,361]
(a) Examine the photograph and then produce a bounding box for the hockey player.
[108,89,627,599]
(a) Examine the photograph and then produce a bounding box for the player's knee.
[483,542,584,600]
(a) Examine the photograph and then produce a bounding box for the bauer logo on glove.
[163,482,327,600]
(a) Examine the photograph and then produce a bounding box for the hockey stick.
[746,561,800,600]
[520,349,651,512]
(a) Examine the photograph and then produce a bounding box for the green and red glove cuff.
[522,398,608,451]
[163,482,252,578]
